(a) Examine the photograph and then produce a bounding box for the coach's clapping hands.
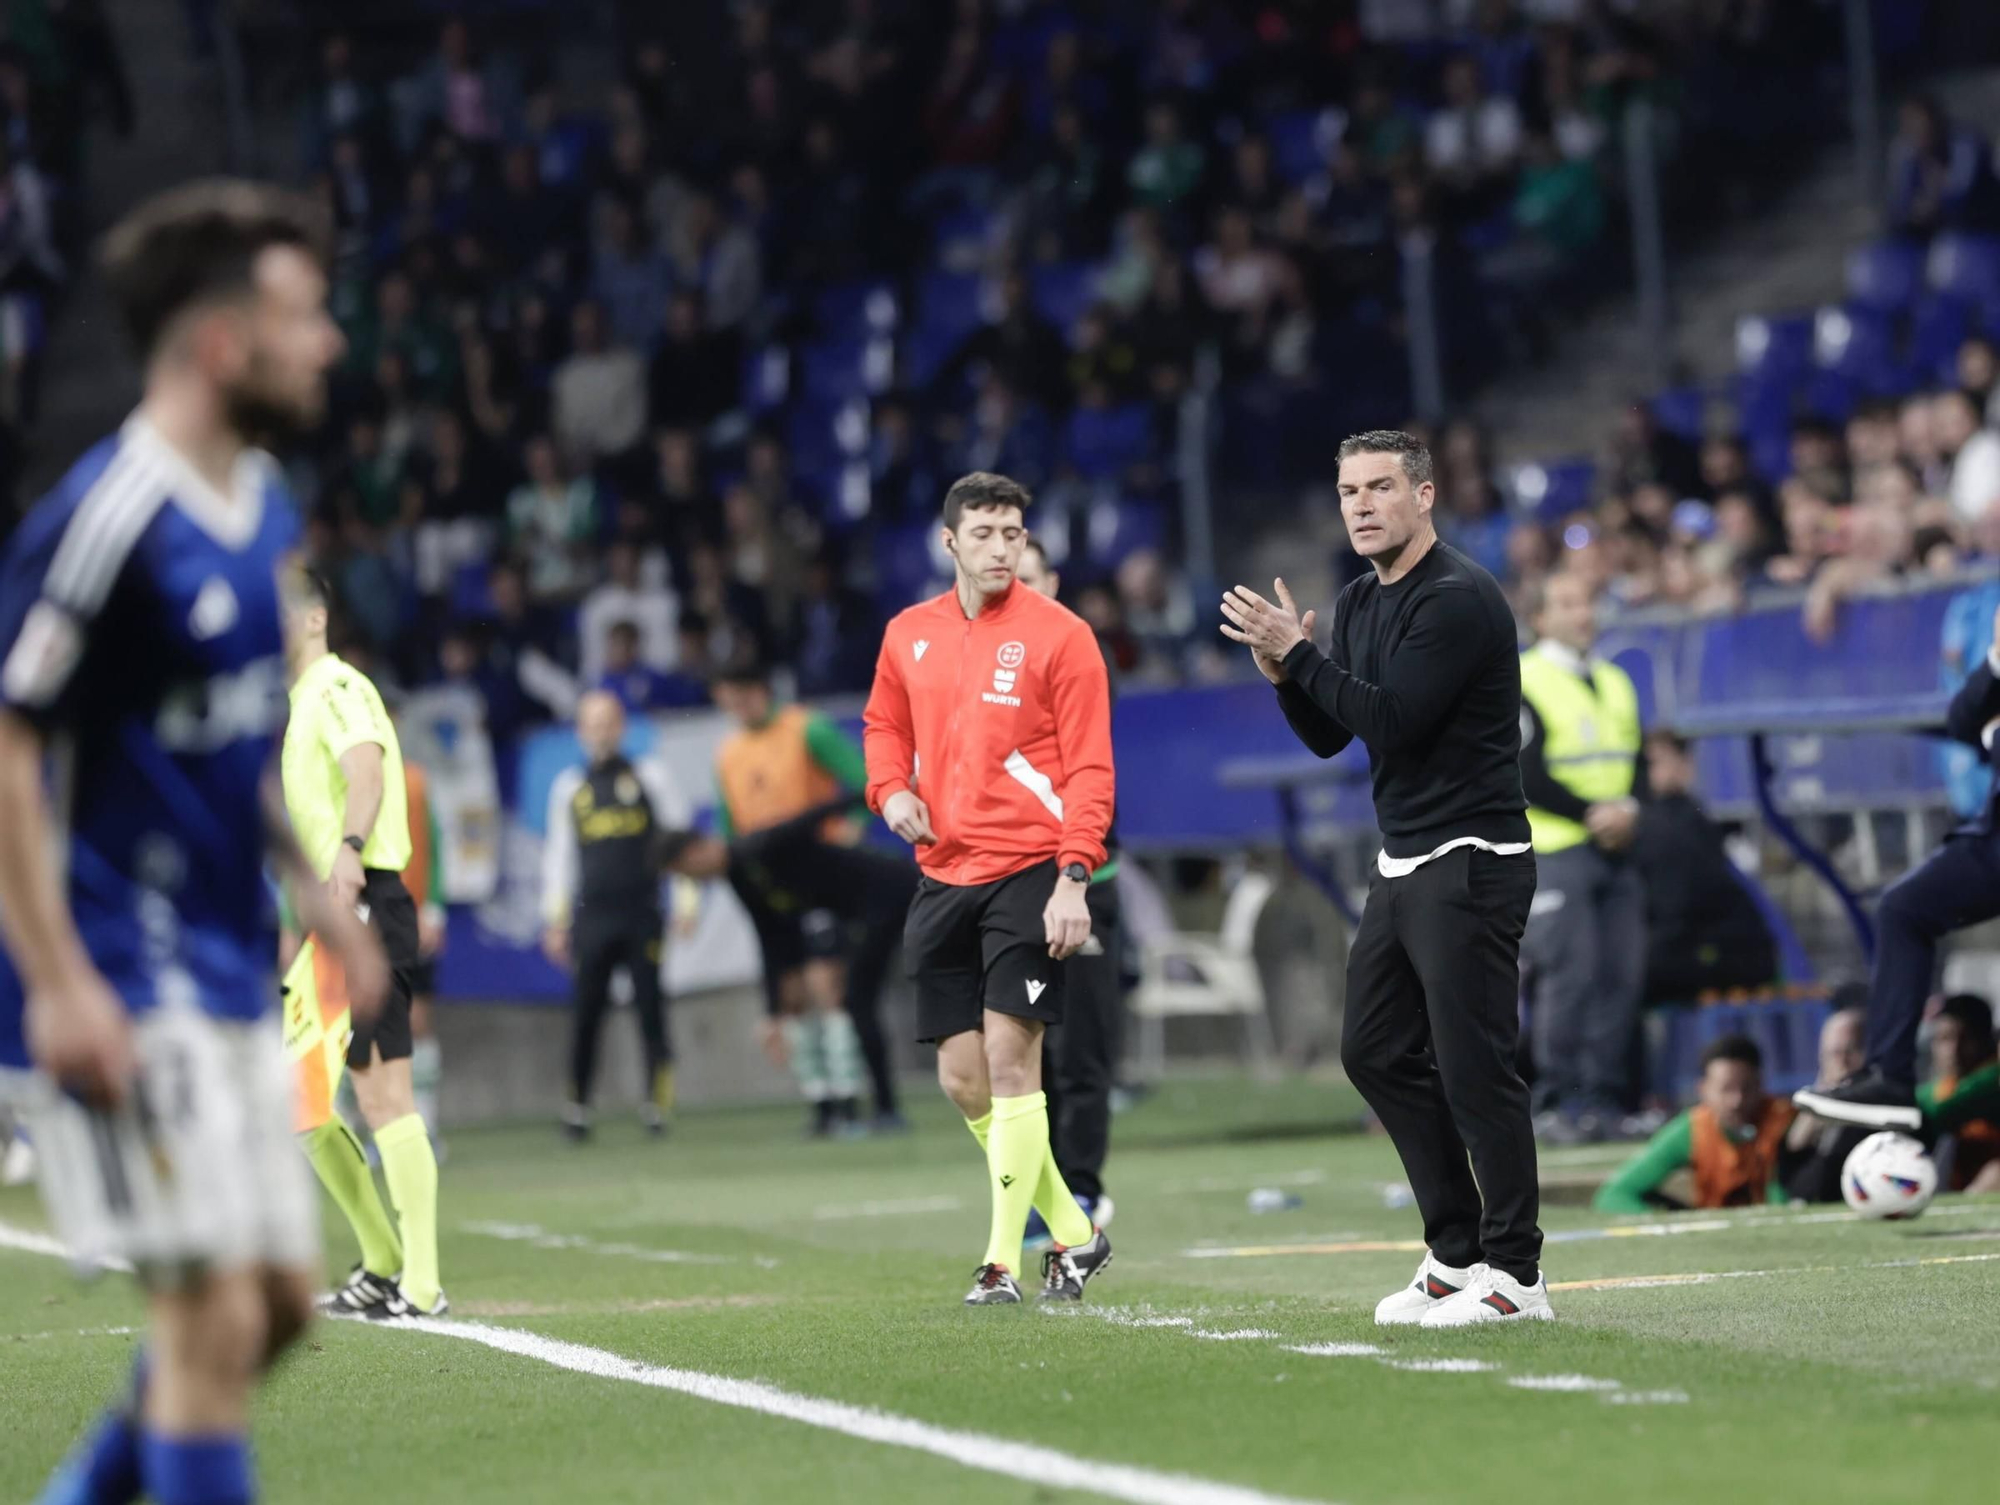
[1221,578,1317,685]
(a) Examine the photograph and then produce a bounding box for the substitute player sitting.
[862,471,1116,1305]
[0,181,385,1505]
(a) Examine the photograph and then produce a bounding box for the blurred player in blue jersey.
[0,181,385,1505]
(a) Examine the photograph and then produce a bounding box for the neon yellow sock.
[965,1110,992,1152]
[1034,1142,1094,1248]
[301,1119,401,1278]
[375,1113,441,1307]
[982,1094,1050,1274]
[653,1063,676,1117]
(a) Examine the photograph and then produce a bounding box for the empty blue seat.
[875,523,950,610]
[815,280,898,343]
[1736,312,1815,383]
[1908,295,1971,386]
[1266,109,1331,185]
[1509,457,1594,520]
[800,336,893,404]
[1066,402,1155,480]
[740,345,791,412]
[1651,386,1706,442]
[1032,260,1099,336]
[1926,233,2000,310]
[1085,497,1166,569]
[1846,240,1925,313]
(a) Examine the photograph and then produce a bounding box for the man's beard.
[221,360,321,448]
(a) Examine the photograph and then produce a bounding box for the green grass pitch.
[3,1075,1996,1504]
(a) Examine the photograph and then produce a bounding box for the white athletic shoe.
[1374,1251,1477,1326]
[1420,1264,1555,1328]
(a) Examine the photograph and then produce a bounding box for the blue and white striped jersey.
[0,416,299,1066]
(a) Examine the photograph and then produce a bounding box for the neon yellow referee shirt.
[282,651,410,880]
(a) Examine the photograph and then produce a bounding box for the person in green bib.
[1518,571,1648,1143]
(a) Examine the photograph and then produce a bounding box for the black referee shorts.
[905,859,1063,1043]
[347,868,420,1068]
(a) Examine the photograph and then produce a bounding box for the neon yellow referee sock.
[981,1094,1050,1274]
[1035,1144,1094,1249]
[376,1113,441,1307]
[965,1109,992,1151]
[301,1119,401,1278]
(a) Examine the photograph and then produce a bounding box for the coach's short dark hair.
[1644,727,1690,757]
[942,471,1031,531]
[1700,1034,1763,1074]
[1336,430,1433,488]
[100,179,330,360]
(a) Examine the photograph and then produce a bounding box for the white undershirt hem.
[1377,835,1533,879]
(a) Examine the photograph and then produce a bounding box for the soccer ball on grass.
[1840,1131,1937,1220]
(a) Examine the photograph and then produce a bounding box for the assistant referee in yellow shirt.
[281,565,446,1319]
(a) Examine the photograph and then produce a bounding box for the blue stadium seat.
[1266,109,1332,185]
[1085,497,1166,569]
[800,336,894,404]
[1066,402,1155,481]
[1032,261,1099,337]
[1907,294,1970,387]
[1845,240,1925,314]
[815,279,899,343]
[740,345,791,412]
[1735,312,1815,384]
[1508,457,1594,520]
[1926,233,2000,311]
[876,522,951,610]
[1650,386,1706,442]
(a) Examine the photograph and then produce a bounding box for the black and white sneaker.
[320,1265,397,1318]
[1037,1227,1114,1303]
[963,1264,1023,1305]
[364,1282,451,1321]
[1794,1069,1922,1131]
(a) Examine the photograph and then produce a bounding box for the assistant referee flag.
[282,652,410,878]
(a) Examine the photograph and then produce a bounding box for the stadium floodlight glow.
[1514,464,1549,504]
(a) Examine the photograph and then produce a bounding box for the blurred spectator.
[1886,95,1992,240]
[1425,52,1523,193]
[1634,730,1778,1004]
[940,268,1068,412]
[791,548,878,697]
[1923,993,2000,1192]
[1933,388,2000,523]
[591,199,671,352]
[921,20,1018,172]
[665,189,761,334]
[1782,1004,1872,1204]
[1605,399,1701,505]
[647,292,738,434]
[579,540,679,684]
[1126,98,1205,210]
[597,619,704,713]
[1115,547,1197,680]
[404,18,515,149]
[505,433,599,603]
[1593,1035,1797,1212]
[300,30,383,172]
[552,300,646,466]
[1519,571,1647,1141]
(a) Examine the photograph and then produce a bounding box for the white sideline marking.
[1191,1329,1281,1342]
[813,1195,963,1222]
[0,1222,1336,1505]
[389,1316,1335,1505]
[1160,1169,1328,1195]
[6,1325,138,1342]
[1283,1343,1383,1358]
[1381,1359,1500,1374]
[1603,1390,1689,1406]
[1508,1375,1622,1393]
[460,1220,780,1269]
[0,1220,131,1272]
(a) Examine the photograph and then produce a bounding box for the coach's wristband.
[342,834,366,853]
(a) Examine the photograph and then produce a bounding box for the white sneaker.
[1374,1251,1477,1326]
[1420,1264,1555,1328]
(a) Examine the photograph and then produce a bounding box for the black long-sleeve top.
[1946,647,2000,833]
[1273,542,1530,860]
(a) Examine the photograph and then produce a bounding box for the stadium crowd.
[260,0,1876,726]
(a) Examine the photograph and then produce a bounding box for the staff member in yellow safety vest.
[1518,571,1648,1145]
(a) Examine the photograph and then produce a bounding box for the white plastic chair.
[1130,868,1280,1078]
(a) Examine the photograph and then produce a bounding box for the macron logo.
[913,639,930,662]
[1025,979,1047,1005]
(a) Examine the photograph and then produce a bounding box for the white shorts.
[21,1004,318,1283]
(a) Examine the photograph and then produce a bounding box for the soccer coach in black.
[1220,430,1551,1328]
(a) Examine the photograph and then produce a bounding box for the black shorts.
[347,869,419,1068]
[905,858,1064,1043]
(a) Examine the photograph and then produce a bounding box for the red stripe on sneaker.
[1424,1276,1462,1298]
[1481,1292,1520,1316]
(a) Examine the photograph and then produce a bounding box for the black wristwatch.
[1060,862,1090,884]
[342,834,367,853]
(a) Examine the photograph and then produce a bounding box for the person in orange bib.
[1594,1035,1798,1212]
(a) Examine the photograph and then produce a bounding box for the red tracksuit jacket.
[863,581,1115,886]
